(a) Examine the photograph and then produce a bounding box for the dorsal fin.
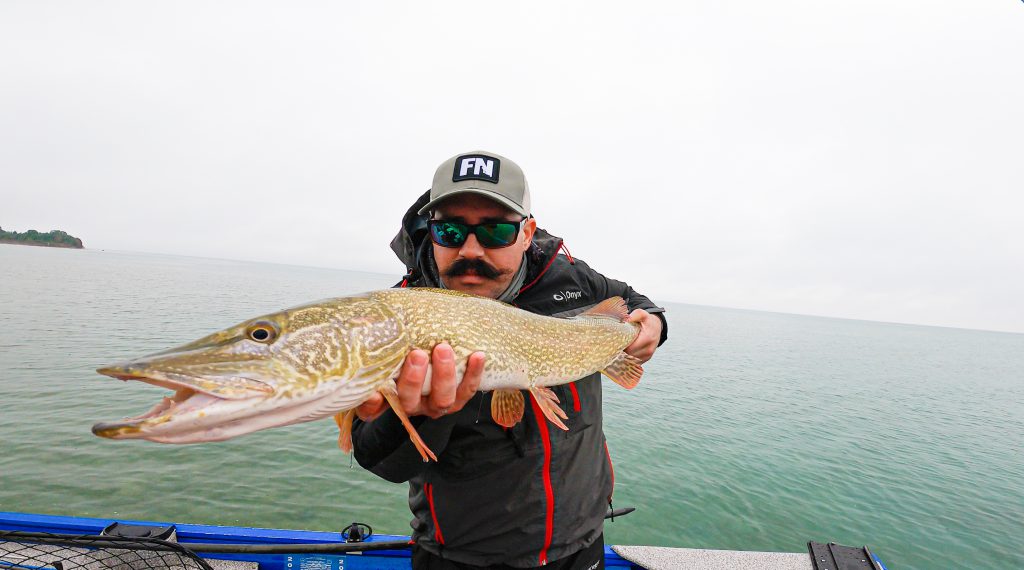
[579,297,629,322]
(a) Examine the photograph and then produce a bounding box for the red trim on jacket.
[568,382,581,412]
[529,395,555,566]
[518,240,563,295]
[559,242,575,264]
[426,483,445,545]
[604,441,615,501]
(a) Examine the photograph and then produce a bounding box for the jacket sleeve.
[577,259,669,347]
[351,409,459,483]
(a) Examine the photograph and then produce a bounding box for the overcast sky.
[2,1,1022,333]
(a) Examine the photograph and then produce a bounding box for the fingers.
[424,347,484,419]
[428,343,458,415]
[628,342,655,363]
[625,310,661,363]
[396,349,429,413]
[456,352,485,404]
[627,309,649,324]
[355,392,388,421]
[365,345,486,422]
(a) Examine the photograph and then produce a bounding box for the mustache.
[444,258,504,280]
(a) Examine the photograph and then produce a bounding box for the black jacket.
[352,192,667,567]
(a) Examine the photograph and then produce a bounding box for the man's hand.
[355,343,485,421]
[625,309,662,363]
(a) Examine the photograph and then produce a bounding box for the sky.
[2,1,1022,333]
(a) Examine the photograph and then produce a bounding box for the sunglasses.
[428,219,524,249]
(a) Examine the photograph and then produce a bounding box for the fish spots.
[353,317,403,352]
[95,288,639,444]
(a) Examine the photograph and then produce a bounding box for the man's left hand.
[625,309,662,363]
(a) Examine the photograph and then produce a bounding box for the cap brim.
[417,188,529,217]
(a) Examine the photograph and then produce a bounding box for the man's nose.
[458,233,485,258]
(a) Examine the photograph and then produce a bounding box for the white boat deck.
[612,545,813,570]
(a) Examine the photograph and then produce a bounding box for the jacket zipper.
[408,241,573,560]
[529,395,555,565]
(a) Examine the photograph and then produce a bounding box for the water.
[1,245,1021,570]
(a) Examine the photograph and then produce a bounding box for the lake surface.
[1,244,1021,570]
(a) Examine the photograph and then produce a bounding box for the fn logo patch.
[452,155,501,184]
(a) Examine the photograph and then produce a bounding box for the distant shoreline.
[0,238,84,249]
[0,227,84,249]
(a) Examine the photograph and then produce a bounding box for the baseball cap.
[418,151,531,217]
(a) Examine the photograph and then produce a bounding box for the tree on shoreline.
[0,226,84,248]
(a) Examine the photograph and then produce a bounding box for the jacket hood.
[390,190,564,289]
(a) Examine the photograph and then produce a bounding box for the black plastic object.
[604,507,636,520]
[808,541,884,570]
[101,522,177,541]
[180,540,413,553]
[341,522,372,543]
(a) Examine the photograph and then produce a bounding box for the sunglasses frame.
[428,218,525,249]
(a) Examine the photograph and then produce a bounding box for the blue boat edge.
[2,511,891,569]
[0,511,635,568]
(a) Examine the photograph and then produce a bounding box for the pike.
[92,288,643,461]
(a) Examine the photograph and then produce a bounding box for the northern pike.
[92,288,643,461]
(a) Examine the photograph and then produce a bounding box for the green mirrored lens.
[477,223,517,247]
[433,222,469,246]
[430,220,519,248]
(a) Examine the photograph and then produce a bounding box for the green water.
[1,245,1021,569]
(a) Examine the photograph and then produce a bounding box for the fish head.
[92,297,390,443]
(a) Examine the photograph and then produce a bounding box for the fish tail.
[603,352,643,389]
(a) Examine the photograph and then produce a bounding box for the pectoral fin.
[529,386,569,431]
[491,389,525,428]
[380,380,438,462]
[334,409,356,453]
[602,351,643,389]
[578,296,629,322]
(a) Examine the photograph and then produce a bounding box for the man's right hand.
[355,343,485,421]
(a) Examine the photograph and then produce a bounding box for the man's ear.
[521,217,537,251]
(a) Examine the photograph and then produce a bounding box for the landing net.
[0,532,212,570]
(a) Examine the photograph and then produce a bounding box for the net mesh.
[0,532,212,570]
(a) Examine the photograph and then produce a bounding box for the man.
[352,151,667,569]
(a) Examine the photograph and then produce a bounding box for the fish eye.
[246,322,278,343]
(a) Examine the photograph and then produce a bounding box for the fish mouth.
[92,365,273,439]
